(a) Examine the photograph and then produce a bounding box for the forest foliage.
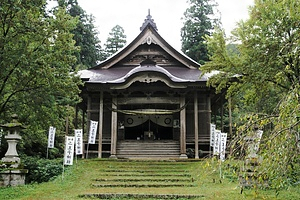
[202,0,300,189]
[0,0,82,157]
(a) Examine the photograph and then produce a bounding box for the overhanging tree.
[202,0,300,189]
[0,0,81,157]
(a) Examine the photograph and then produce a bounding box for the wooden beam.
[117,97,180,105]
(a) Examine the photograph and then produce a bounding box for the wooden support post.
[81,111,85,159]
[228,96,232,137]
[207,94,212,157]
[87,95,91,137]
[194,91,199,159]
[110,97,117,159]
[85,95,91,159]
[98,91,103,158]
[180,96,187,159]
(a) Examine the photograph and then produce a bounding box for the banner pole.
[62,162,65,181]
[219,160,222,180]
[62,135,66,181]
[86,143,89,159]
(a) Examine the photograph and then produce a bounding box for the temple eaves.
[140,9,158,31]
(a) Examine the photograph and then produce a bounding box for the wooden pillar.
[81,110,85,159]
[207,94,211,132]
[110,97,118,159]
[207,94,212,156]
[85,95,91,159]
[228,96,233,155]
[228,96,232,137]
[82,111,85,137]
[180,96,188,159]
[98,91,103,158]
[194,91,199,159]
[87,95,91,135]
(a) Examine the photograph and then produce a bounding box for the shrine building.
[78,12,225,159]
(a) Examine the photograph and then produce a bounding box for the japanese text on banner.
[210,124,216,147]
[75,129,83,155]
[220,133,227,161]
[213,130,221,155]
[64,136,75,165]
[48,126,56,148]
[88,120,98,144]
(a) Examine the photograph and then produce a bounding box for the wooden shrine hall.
[78,12,224,159]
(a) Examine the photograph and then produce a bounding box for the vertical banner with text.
[213,130,221,155]
[220,133,227,161]
[88,120,98,144]
[210,124,216,147]
[75,129,83,155]
[48,126,56,148]
[64,136,75,165]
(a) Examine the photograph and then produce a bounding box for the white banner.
[210,124,216,147]
[47,126,56,148]
[220,133,227,161]
[64,136,75,165]
[213,130,221,155]
[88,120,98,144]
[75,129,83,155]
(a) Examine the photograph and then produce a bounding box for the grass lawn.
[0,159,299,199]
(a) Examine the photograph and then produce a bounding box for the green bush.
[21,156,63,184]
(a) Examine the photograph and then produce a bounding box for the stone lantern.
[0,114,28,187]
[1,114,24,166]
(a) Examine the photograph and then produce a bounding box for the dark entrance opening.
[125,118,173,140]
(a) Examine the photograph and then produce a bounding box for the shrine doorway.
[124,114,173,140]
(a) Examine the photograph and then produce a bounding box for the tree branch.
[0,84,46,114]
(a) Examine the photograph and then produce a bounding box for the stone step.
[93,177,192,182]
[79,193,204,199]
[116,140,180,159]
[92,183,196,187]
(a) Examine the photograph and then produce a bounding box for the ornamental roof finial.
[140,9,158,31]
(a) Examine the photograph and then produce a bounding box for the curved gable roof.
[91,23,200,70]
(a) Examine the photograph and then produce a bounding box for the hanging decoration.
[110,101,189,115]
[124,115,173,127]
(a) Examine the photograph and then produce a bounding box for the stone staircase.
[78,160,204,199]
[116,140,181,159]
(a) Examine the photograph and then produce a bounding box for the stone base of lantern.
[0,169,28,187]
[1,157,20,167]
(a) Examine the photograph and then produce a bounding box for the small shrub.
[21,156,63,183]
